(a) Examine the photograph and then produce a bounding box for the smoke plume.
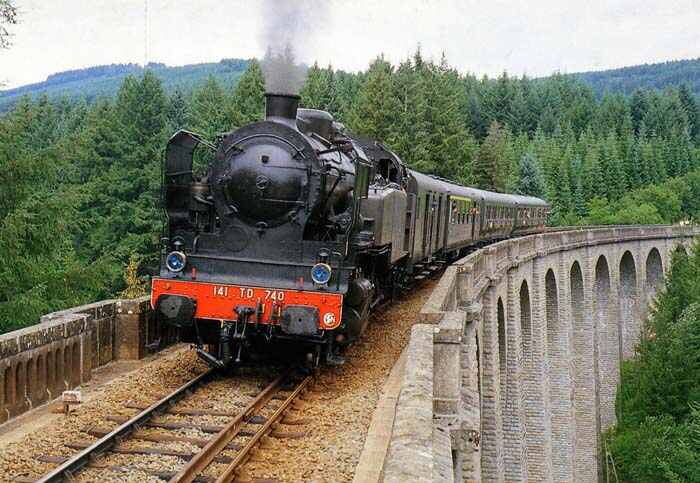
[259,0,324,95]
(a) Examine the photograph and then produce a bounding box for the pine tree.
[230,59,266,127]
[348,56,400,142]
[619,113,641,189]
[167,89,190,131]
[508,81,532,135]
[473,121,507,191]
[599,130,627,200]
[630,89,648,135]
[678,83,700,142]
[190,76,230,139]
[581,142,604,202]
[514,153,545,197]
[300,62,337,112]
[481,71,514,128]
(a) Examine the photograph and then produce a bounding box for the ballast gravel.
[0,279,435,482]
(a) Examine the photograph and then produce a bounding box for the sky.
[1,0,699,89]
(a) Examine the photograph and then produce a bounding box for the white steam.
[259,0,325,95]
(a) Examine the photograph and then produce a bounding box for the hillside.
[0,58,249,111]
[571,57,700,97]
[3,56,700,114]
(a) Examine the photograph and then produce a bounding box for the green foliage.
[229,59,265,127]
[0,59,249,112]
[609,245,700,481]
[348,56,400,142]
[121,256,148,299]
[573,58,700,99]
[473,121,509,191]
[3,51,700,333]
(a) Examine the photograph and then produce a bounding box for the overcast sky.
[1,0,699,89]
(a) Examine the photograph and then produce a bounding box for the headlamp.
[166,251,187,272]
[311,262,332,285]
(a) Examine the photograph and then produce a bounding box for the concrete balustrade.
[383,225,700,482]
[0,296,174,424]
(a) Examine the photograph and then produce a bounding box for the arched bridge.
[381,225,700,483]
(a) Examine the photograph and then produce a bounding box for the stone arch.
[15,361,26,409]
[46,350,55,396]
[480,288,505,480]
[62,346,70,389]
[497,297,507,417]
[619,251,639,359]
[520,281,532,366]
[519,280,536,479]
[595,255,618,431]
[26,358,35,404]
[36,353,47,402]
[2,365,12,408]
[646,248,664,303]
[52,349,62,396]
[546,269,573,481]
[71,343,81,388]
[570,261,598,481]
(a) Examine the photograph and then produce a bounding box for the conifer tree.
[630,89,648,134]
[167,89,190,131]
[190,76,230,139]
[300,62,338,112]
[599,130,627,200]
[230,59,265,127]
[481,71,514,128]
[581,142,604,202]
[619,113,640,189]
[678,83,700,141]
[348,56,400,142]
[514,153,545,197]
[473,121,507,191]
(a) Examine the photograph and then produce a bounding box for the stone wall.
[0,296,171,424]
[383,225,700,482]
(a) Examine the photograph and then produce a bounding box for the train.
[151,93,549,368]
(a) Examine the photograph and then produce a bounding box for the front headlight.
[166,251,187,272]
[311,262,332,285]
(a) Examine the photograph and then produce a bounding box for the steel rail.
[36,369,216,483]
[215,375,314,483]
[169,371,289,483]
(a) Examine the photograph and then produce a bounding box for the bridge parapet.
[0,296,172,425]
[383,225,699,483]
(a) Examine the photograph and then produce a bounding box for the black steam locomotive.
[151,93,549,367]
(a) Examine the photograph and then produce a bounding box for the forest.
[1,51,700,336]
[0,59,250,112]
[608,243,700,481]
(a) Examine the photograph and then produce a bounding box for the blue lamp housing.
[166,251,187,272]
[311,262,332,285]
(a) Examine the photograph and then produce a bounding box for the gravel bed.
[0,279,435,482]
[0,347,208,482]
[236,280,436,482]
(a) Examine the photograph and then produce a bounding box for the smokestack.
[265,92,300,128]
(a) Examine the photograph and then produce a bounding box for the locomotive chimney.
[265,93,300,128]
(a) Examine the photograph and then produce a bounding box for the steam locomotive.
[151,93,549,367]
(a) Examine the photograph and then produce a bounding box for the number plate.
[151,279,343,329]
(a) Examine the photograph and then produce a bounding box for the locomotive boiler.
[151,92,549,368]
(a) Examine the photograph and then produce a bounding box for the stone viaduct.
[1,225,699,482]
[382,224,700,482]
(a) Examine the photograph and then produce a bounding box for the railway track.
[30,368,313,483]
